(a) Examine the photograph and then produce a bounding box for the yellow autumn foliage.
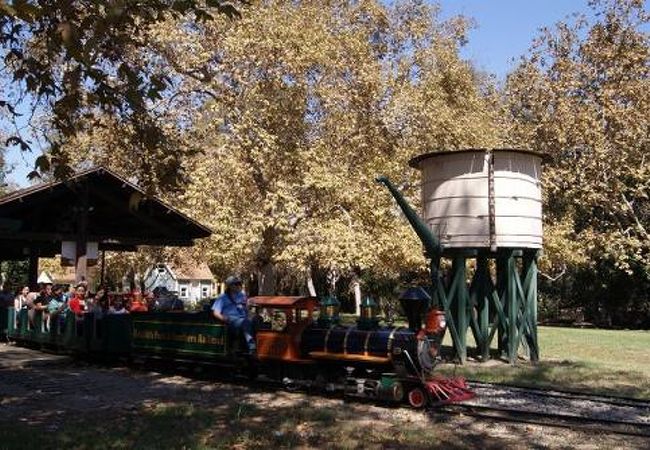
[161,0,499,289]
[505,0,649,322]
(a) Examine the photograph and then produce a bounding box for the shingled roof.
[169,261,214,280]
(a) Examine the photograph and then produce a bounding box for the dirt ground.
[0,344,648,449]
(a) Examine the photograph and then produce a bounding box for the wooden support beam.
[523,251,540,361]
[437,278,463,362]
[496,255,508,357]
[451,257,468,363]
[487,288,507,350]
[474,257,491,360]
[27,248,38,290]
[468,273,483,359]
[75,181,89,284]
[507,253,518,364]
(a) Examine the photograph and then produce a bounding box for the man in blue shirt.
[212,276,256,354]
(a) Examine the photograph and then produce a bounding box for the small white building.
[143,262,216,304]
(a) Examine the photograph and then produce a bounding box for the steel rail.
[435,403,650,438]
[467,380,650,409]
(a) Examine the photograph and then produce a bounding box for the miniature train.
[3,290,473,408]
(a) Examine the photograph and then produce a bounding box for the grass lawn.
[436,326,650,399]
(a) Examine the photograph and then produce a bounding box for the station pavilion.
[0,166,211,288]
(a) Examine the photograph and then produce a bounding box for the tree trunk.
[327,268,339,295]
[306,270,317,297]
[258,262,276,295]
[352,277,361,315]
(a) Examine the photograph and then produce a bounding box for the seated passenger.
[63,285,75,303]
[108,300,129,315]
[152,287,184,312]
[130,298,148,312]
[0,283,14,308]
[68,284,87,316]
[30,284,52,330]
[90,287,108,319]
[211,276,255,354]
[14,286,30,328]
[129,290,148,312]
[144,291,155,310]
[47,285,66,330]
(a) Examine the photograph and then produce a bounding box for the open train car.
[7,308,131,355]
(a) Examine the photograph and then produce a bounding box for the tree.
[46,0,500,305]
[158,0,500,295]
[505,0,649,325]
[0,0,240,187]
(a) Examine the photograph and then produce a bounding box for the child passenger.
[108,300,128,315]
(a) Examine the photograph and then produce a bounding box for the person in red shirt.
[129,290,148,312]
[68,284,87,316]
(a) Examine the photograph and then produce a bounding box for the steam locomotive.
[5,287,473,408]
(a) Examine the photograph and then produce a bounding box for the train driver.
[211,276,256,354]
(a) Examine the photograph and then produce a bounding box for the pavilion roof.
[0,166,211,260]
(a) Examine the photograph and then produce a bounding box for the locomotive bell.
[357,296,380,330]
[399,287,431,331]
[318,295,341,327]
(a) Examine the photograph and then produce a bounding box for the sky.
[437,0,597,77]
[3,0,600,188]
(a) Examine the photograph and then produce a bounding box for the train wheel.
[407,387,427,408]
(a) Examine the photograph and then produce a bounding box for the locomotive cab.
[248,296,318,362]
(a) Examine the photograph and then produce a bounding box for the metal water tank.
[409,149,543,250]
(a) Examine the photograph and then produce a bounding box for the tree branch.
[621,192,649,239]
[539,264,566,282]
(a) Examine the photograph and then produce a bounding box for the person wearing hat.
[30,283,52,331]
[211,276,256,354]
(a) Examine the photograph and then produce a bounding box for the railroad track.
[468,380,650,409]
[433,381,650,438]
[3,344,649,438]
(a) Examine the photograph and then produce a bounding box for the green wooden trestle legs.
[435,250,540,364]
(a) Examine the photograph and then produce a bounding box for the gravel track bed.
[461,381,650,426]
[469,381,650,407]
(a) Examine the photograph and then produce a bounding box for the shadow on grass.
[0,395,560,450]
[0,346,647,450]
[436,350,650,400]
[0,354,578,450]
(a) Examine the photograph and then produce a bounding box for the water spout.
[375,175,442,259]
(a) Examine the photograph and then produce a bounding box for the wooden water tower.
[380,149,543,364]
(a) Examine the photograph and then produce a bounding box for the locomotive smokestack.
[399,287,431,331]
